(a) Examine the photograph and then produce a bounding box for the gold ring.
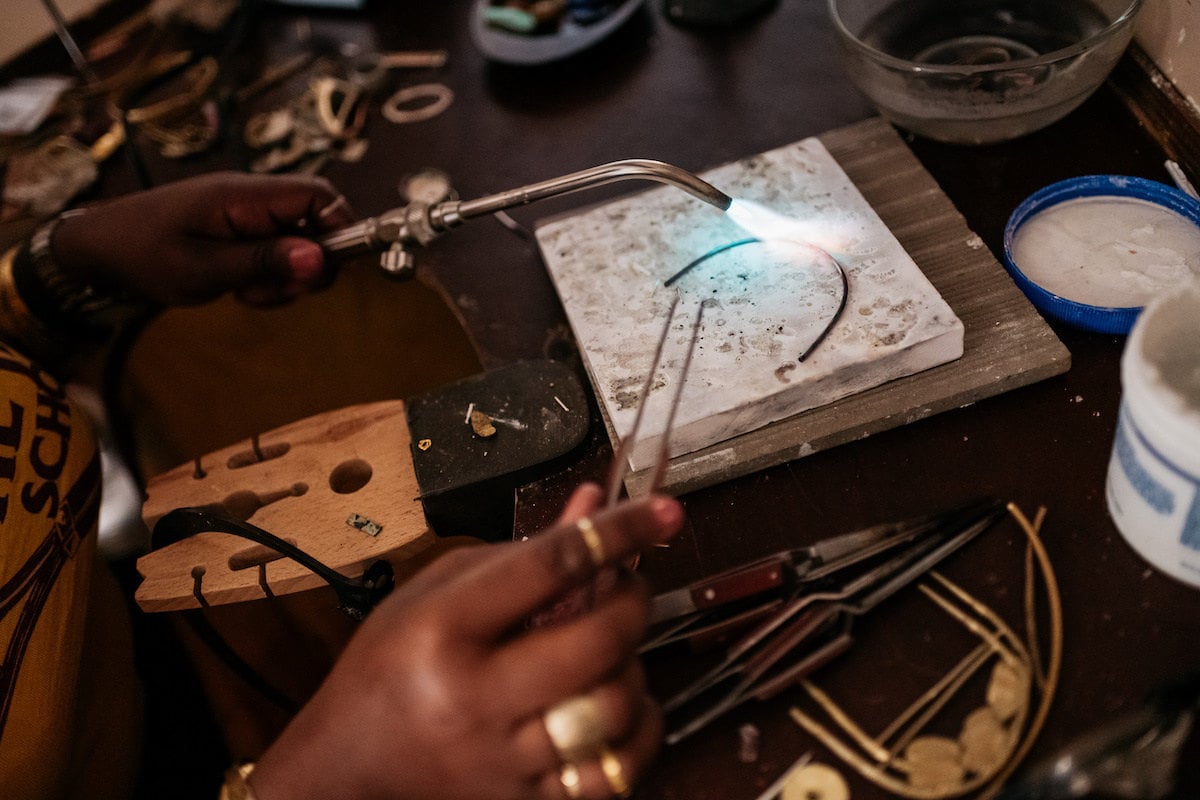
[544,695,607,762]
[599,747,631,798]
[559,763,583,799]
[576,517,605,567]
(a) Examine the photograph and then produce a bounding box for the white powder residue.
[1011,196,1200,307]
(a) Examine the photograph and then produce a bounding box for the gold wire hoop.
[788,502,1062,799]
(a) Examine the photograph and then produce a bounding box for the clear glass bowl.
[828,0,1144,145]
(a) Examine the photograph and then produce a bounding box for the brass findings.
[380,82,454,125]
[786,502,1062,800]
[781,762,849,800]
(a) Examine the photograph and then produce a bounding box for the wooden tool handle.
[687,557,789,611]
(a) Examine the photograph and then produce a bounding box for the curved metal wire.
[663,238,848,363]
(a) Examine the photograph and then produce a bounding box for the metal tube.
[40,0,99,84]
[448,159,732,221]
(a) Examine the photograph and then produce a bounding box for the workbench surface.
[14,1,1200,797]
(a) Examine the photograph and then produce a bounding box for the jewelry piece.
[313,76,364,140]
[244,109,295,150]
[381,83,454,125]
[544,694,607,762]
[14,208,139,348]
[121,55,218,127]
[781,762,850,800]
[575,517,605,567]
[599,747,631,798]
[218,761,258,800]
[0,245,51,357]
[27,209,115,322]
[559,763,584,799]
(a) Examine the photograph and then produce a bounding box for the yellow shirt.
[0,341,140,798]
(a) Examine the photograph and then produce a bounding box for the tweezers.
[658,498,1006,744]
[603,290,706,507]
[642,498,1000,653]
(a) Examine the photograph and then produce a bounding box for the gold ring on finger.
[559,763,583,799]
[544,695,607,762]
[599,747,632,799]
[576,516,605,567]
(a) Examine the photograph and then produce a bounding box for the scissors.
[650,498,1006,744]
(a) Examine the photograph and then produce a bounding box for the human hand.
[250,483,684,800]
[50,172,354,307]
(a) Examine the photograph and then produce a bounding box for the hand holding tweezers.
[654,498,1006,744]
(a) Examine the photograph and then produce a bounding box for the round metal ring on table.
[781,762,849,800]
[381,83,455,124]
[1002,175,1200,334]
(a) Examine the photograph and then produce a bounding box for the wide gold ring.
[576,516,605,567]
[544,695,607,762]
[599,747,632,799]
[559,763,583,799]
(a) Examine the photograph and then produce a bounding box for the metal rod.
[446,159,732,223]
[604,290,682,508]
[1165,159,1199,200]
[40,0,99,85]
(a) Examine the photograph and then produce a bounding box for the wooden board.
[618,117,1071,496]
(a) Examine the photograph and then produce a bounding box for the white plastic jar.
[1106,283,1200,586]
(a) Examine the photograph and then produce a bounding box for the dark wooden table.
[37,0,1200,797]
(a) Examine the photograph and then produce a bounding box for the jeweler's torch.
[319,159,733,279]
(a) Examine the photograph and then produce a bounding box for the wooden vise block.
[136,400,436,613]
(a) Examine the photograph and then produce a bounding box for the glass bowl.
[828,0,1144,145]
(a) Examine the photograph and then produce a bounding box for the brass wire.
[786,502,1063,800]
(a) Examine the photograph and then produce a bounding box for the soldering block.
[535,138,964,472]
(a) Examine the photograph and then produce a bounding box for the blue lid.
[1003,175,1200,334]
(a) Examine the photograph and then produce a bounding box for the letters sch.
[0,352,70,524]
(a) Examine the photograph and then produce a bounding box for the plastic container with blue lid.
[1002,175,1200,334]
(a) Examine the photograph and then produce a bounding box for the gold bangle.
[118,54,218,127]
[219,762,257,800]
[0,245,42,334]
[0,244,57,360]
